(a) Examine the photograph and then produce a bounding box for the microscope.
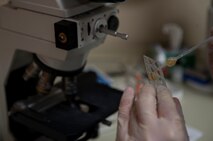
[0,0,128,141]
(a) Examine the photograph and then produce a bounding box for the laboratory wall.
[88,0,211,67]
[0,0,8,6]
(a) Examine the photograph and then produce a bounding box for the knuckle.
[158,117,187,140]
[118,109,129,121]
[142,111,155,118]
[167,130,177,140]
[166,127,188,141]
[172,115,184,124]
[120,98,132,107]
[137,111,155,123]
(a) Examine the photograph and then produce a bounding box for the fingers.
[116,87,135,141]
[156,85,177,119]
[135,84,157,123]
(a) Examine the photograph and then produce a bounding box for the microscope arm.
[0,0,128,141]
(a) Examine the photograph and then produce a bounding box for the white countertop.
[182,85,213,141]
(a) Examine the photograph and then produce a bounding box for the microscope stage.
[6,67,122,141]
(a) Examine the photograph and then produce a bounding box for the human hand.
[116,84,189,141]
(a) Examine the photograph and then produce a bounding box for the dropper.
[162,37,213,68]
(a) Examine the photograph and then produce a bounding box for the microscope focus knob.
[94,17,128,40]
[107,15,119,31]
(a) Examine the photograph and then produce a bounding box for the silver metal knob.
[99,26,129,40]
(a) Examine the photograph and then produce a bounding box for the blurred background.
[87,1,213,141]
[88,0,211,66]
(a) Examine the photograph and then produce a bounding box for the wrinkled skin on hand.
[116,84,189,141]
